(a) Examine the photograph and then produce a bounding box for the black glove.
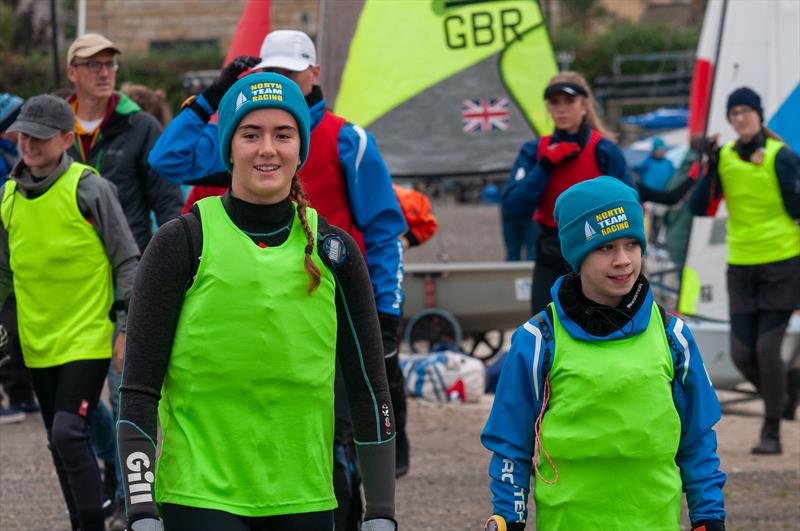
[378,313,400,358]
[703,137,721,167]
[108,299,129,322]
[692,520,725,531]
[201,55,261,111]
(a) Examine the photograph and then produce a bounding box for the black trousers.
[728,257,800,421]
[162,504,335,531]
[30,358,109,531]
[0,295,35,405]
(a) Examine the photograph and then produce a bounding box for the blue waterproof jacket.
[481,276,726,526]
[637,156,676,191]
[147,92,406,316]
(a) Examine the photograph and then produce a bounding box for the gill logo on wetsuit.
[126,452,155,504]
[381,401,392,436]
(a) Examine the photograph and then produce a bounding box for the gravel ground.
[2,203,798,530]
[1,393,798,530]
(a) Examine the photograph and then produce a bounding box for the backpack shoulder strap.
[656,303,687,382]
[531,304,556,376]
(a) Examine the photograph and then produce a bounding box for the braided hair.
[290,176,321,293]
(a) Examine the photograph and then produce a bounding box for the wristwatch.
[180,94,212,122]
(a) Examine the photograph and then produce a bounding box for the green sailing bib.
[156,196,338,516]
[534,303,682,530]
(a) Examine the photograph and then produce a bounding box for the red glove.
[540,141,581,171]
[688,160,700,181]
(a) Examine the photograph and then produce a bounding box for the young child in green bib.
[117,73,396,531]
[482,176,726,531]
[0,94,140,531]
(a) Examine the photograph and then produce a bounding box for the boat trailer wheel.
[404,308,463,354]
[466,330,506,362]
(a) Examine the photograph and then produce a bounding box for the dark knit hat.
[726,87,763,122]
[218,73,310,172]
[554,176,646,271]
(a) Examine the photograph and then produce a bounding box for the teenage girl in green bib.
[117,73,396,531]
[483,177,726,531]
[690,87,800,454]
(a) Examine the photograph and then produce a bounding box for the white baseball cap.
[253,30,317,72]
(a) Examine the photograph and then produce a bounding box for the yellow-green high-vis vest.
[1,162,113,368]
[718,138,800,265]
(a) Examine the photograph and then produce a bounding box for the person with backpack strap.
[483,176,726,531]
[117,74,396,531]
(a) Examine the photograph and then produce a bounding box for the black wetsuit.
[117,193,395,530]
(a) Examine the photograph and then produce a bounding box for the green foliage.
[0,51,53,96]
[0,2,14,54]
[552,21,700,81]
[117,47,223,111]
[558,0,609,32]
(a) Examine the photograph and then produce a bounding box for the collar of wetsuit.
[222,191,294,235]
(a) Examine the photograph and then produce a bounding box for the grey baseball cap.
[6,94,74,139]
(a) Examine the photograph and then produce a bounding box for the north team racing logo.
[249,82,284,103]
[594,206,629,236]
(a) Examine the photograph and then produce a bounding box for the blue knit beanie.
[554,176,646,271]
[651,136,666,153]
[726,86,763,122]
[217,73,310,172]
[0,93,24,133]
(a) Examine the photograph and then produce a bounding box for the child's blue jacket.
[481,275,726,526]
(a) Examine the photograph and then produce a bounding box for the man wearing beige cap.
[66,32,183,531]
[66,33,182,252]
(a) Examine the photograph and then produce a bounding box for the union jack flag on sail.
[461,97,510,133]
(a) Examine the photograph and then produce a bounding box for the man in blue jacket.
[148,30,408,530]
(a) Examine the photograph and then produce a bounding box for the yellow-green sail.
[321,0,557,177]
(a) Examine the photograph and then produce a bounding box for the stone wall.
[82,0,248,54]
[76,0,322,55]
[271,0,318,38]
